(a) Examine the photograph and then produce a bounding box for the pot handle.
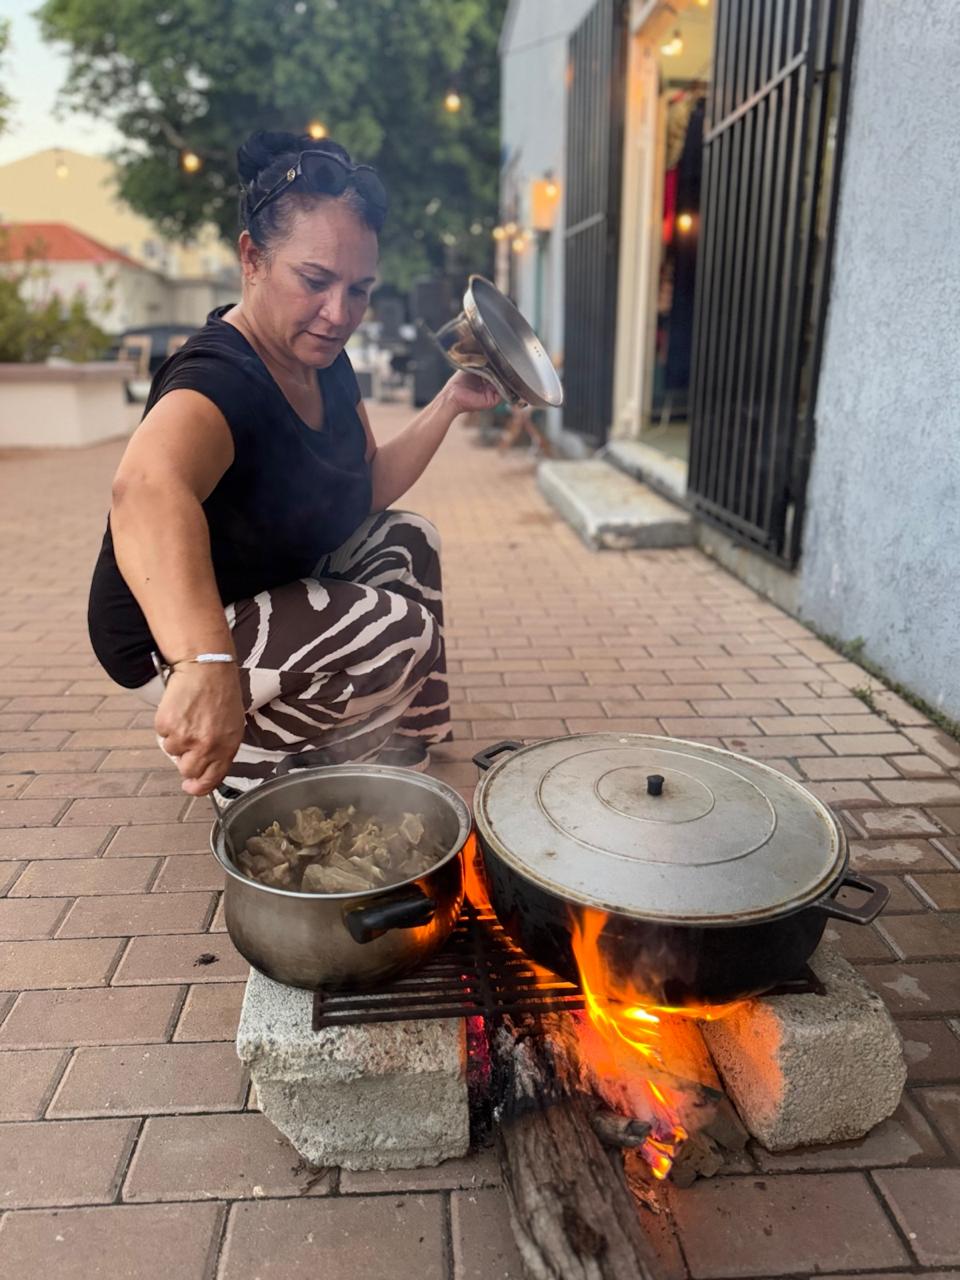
[273,750,341,777]
[473,741,524,772]
[344,888,437,945]
[818,872,890,925]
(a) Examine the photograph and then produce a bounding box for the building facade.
[500,0,960,719]
[0,149,239,330]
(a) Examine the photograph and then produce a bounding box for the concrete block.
[236,969,469,1170]
[537,459,694,550]
[701,944,906,1151]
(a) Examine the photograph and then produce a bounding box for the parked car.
[109,324,200,378]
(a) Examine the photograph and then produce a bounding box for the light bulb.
[545,180,559,199]
[661,30,684,57]
[504,221,518,237]
[511,236,525,253]
[492,226,506,241]
[180,150,203,174]
[307,121,328,140]
[677,212,694,233]
[444,90,462,113]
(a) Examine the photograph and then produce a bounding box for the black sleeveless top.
[88,305,373,688]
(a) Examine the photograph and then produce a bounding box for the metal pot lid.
[463,276,564,409]
[474,734,846,926]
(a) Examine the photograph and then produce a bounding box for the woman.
[87,130,498,801]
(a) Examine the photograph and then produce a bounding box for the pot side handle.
[344,888,436,945]
[818,872,890,925]
[473,741,524,772]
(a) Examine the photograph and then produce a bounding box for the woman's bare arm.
[359,372,500,511]
[110,390,246,795]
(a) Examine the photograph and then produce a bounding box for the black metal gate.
[562,0,626,444]
[688,0,858,565]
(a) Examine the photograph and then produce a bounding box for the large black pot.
[472,736,888,1006]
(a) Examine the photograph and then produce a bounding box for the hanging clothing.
[665,97,706,393]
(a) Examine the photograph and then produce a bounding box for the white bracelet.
[182,653,236,665]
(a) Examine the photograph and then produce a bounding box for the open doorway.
[612,0,715,470]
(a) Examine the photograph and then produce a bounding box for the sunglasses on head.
[247,150,388,223]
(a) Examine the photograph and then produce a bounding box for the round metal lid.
[463,276,564,409]
[474,734,846,926]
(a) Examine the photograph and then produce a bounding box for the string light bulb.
[443,90,462,113]
[180,149,203,174]
[660,30,684,57]
[307,120,328,140]
[511,236,526,254]
[677,212,694,233]
[545,179,559,199]
[492,226,507,241]
[504,221,518,237]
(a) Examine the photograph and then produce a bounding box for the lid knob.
[646,774,665,797]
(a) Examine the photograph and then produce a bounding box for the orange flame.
[570,908,739,1181]
[463,835,489,909]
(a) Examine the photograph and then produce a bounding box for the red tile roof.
[0,222,142,269]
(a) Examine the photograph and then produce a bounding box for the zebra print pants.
[141,510,451,793]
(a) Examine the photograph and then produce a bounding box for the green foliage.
[0,239,111,363]
[37,0,508,292]
[816,629,960,743]
[0,18,13,136]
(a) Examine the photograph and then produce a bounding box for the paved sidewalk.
[0,400,958,1279]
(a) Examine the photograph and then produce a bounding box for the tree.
[0,234,111,363]
[36,0,508,291]
[0,19,13,137]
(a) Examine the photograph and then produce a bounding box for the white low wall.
[0,362,135,448]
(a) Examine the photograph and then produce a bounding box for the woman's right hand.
[154,664,247,796]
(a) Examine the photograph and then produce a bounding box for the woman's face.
[243,199,379,367]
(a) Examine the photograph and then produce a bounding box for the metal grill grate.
[312,898,585,1031]
[311,898,826,1031]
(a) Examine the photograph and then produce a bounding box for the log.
[489,1017,663,1280]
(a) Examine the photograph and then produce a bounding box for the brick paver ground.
[1,399,958,1278]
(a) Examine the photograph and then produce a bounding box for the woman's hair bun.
[237,130,353,185]
[237,131,303,184]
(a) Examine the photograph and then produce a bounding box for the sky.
[0,0,122,164]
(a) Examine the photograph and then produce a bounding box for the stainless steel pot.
[430,274,564,408]
[211,764,471,991]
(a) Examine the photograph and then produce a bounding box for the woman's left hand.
[443,371,503,416]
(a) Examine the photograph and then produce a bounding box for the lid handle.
[646,774,665,797]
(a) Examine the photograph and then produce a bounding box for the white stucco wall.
[13,260,171,332]
[800,0,960,718]
[500,0,596,424]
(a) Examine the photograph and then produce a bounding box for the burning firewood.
[488,1015,662,1280]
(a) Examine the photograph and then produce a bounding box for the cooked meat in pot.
[235,804,444,893]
